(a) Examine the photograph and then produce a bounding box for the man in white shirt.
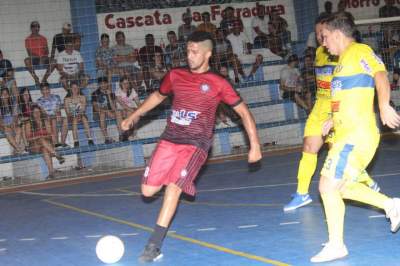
[251,4,269,48]
[56,37,85,85]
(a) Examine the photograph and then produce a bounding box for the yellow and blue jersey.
[330,42,386,144]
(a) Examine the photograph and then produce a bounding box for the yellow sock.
[357,170,375,187]
[296,152,317,195]
[321,191,345,245]
[341,182,389,209]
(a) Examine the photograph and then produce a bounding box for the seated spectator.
[301,54,317,100]
[216,65,240,125]
[115,76,140,141]
[36,82,69,148]
[64,82,94,147]
[138,34,163,89]
[3,68,19,97]
[280,55,312,112]
[196,11,217,38]
[220,6,244,36]
[72,33,82,52]
[0,87,23,154]
[56,37,86,87]
[245,54,265,82]
[25,104,65,179]
[252,4,269,48]
[91,76,118,144]
[269,10,291,53]
[18,87,34,148]
[319,1,333,17]
[112,31,139,79]
[96,33,114,79]
[0,49,12,86]
[24,21,52,84]
[149,52,167,92]
[178,9,197,42]
[266,22,288,58]
[131,72,147,98]
[164,31,186,68]
[337,0,355,21]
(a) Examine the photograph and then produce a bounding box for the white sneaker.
[310,242,348,263]
[385,198,400,233]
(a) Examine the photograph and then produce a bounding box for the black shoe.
[88,139,95,146]
[56,155,65,164]
[46,174,55,180]
[119,133,129,142]
[138,243,163,263]
[61,143,70,148]
[74,141,79,148]
[104,138,114,144]
[54,143,62,148]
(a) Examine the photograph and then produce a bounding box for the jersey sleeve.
[220,79,242,107]
[159,70,173,96]
[359,45,386,76]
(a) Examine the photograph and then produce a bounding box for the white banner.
[96,0,297,48]
[317,0,400,20]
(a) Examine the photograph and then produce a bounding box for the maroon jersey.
[159,67,242,151]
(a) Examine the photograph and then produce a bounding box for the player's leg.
[357,170,380,192]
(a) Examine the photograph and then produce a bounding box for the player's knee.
[141,184,161,197]
[303,137,322,153]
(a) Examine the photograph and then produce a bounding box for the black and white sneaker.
[138,243,163,263]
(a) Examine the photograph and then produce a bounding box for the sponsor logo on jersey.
[360,59,371,73]
[331,79,342,93]
[200,83,210,93]
[331,100,340,112]
[171,109,201,126]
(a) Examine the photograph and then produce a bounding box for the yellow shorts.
[320,139,379,181]
[304,98,331,138]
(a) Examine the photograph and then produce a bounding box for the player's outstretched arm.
[233,102,262,163]
[121,91,167,131]
[375,71,400,129]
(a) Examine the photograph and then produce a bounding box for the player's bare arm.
[233,102,262,163]
[375,71,400,129]
[121,91,167,131]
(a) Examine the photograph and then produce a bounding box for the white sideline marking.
[0,239,6,242]
[85,235,102,238]
[120,233,139,236]
[238,225,258,229]
[19,238,36,241]
[197,228,216,232]
[369,215,386,219]
[167,231,176,234]
[0,248,6,252]
[51,236,68,240]
[279,222,300,225]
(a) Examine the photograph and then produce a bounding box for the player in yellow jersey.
[284,14,379,212]
[311,12,400,263]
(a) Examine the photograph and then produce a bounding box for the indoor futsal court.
[1,137,400,266]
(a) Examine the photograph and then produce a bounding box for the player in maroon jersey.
[121,31,262,263]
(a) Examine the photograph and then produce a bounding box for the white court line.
[279,222,300,226]
[19,238,36,241]
[51,237,69,240]
[20,191,138,197]
[197,228,216,232]
[0,248,6,252]
[238,225,258,229]
[167,231,176,234]
[0,239,6,242]
[120,233,139,236]
[197,182,300,193]
[85,235,102,238]
[369,215,386,219]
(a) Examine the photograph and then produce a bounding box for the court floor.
[1,138,400,266]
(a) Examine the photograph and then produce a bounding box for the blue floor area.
[1,138,400,266]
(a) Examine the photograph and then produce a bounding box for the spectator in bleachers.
[178,9,197,42]
[149,52,168,92]
[36,82,69,148]
[380,0,400,18]
[226,21,252,83]
[25,104,65,179]
[0,87,24,154]
[196,11,217,38]
[3,68,19,98]
[131,72,147,98]
[337,0,355,21]
[269,10,291,52]
[0,50,12,85]
[24,21,51,85]
[319,1,333,17]
[91,76,117,144]
[220,6,244,36]
[18,87,34,148]
[266,21,288,58]
[56,37,86,87]
[379,0,400,67]
[245,54,264,82]
[138,34,164,89]
[280,54,312,112]
[301,54,317,100]
[115,76,140,141]
[64,81,94,147]
[96,33,114,79]
[252,4,269,48]
[216,65,240,125]
[72,33,82,52]
[112,31,139,79]
[164,31,186,68]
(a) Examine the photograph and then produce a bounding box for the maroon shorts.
[142,140,208,196]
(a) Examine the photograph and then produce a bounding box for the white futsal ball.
[96,235,125,264]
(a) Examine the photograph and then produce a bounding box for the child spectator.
[91,76,118,144]
[36,82,69,148]
[96,33,114,79]
[18,87,34,148]
[64,82,94,147]
[0,50,12,85]
[56,37,86,86]
[0,87,23,154]
[115,76,140,141]
[25,105,65,179]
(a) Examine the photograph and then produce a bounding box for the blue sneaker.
[284,193,312,212]
[369,181,380,192]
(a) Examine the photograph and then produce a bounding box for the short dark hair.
[187,31,214,47]
[115,31,125,38]
[97,76,108,83]
[315,13,330,25]
[324,12,355,38]
[40,82,50,89]
[167,31,176,36]
[287,54,299,63]
[100,33,109,40]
